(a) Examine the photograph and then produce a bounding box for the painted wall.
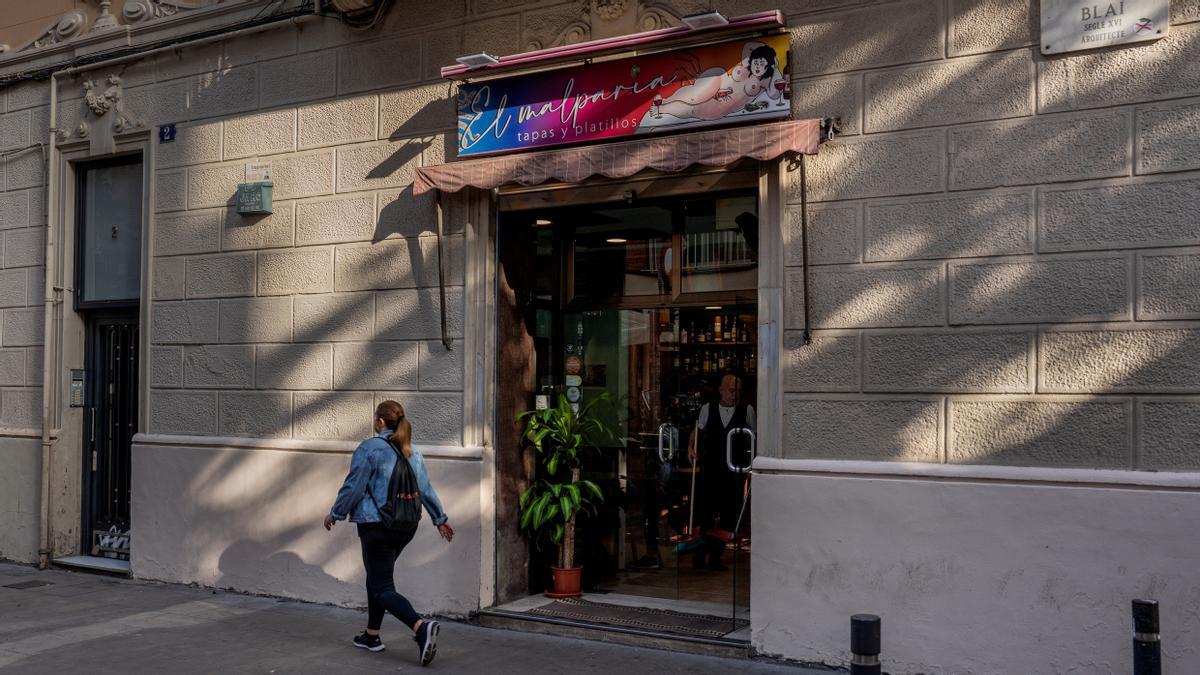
[752,469,1200,673]
[0,436,40,562]
[131,440,482,615]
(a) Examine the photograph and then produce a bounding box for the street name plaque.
[1042,0,1169,54]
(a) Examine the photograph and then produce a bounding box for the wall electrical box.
[235,181,273,215]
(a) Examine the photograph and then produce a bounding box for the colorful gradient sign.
[455,34,792,158]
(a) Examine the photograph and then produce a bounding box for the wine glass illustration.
[775,79,787,107]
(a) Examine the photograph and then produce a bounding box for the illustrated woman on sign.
[647,41,784,123]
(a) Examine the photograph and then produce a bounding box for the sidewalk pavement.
[0,563,828,674]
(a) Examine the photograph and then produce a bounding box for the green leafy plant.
[517,393,616,569]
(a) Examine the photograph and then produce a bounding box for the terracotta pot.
[545,565,583,598]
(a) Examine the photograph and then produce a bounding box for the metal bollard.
[1132,599,1161,675]
[850,614,881,675]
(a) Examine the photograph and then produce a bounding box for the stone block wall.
[0,90,46,434]
[782,1,1200,470]
[120,11,499,447]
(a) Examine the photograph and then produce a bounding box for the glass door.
[514,187,758,624]
[558,306,756,616]
[569,308,679,601]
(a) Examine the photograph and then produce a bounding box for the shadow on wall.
[139,444,483,614]
[778,7,1200,469]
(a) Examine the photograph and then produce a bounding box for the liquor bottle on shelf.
[697,321,707,343]
[749,353,757,371]
[681,322,690,344]
[739,322,749,343]
[713,315,722,343]
[723,316,733,342]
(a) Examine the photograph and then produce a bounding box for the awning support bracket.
[435,192,454,352]
[820,116,841,143]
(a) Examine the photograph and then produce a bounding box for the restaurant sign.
[455,34,791,157]
[1041,0,1168,54]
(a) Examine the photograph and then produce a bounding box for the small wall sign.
[158,123,176,143]
[245,161,272,182]
[1042,0,1169,54]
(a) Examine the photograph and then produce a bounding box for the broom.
[673,459,703,554]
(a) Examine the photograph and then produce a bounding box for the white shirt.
[697,403,756,431]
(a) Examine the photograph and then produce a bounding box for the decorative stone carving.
[91,0,120,32]
[7,2,211,54]
[113,110,143,134]
[17,10,89,52]
[528,1,687,50]
[593,0,628,21]
[123,0,208,25]
[526,2,595,52]
[83,75,122,117]
[637,3,687,32]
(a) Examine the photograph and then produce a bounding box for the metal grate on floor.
[528,598,747,639]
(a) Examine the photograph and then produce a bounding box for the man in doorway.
[687,373,755,571]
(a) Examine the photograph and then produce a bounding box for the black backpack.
[372,442,422,531]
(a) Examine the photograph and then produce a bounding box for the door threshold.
[477,593,750,659]
[52,555,131,576]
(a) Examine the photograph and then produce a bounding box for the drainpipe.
[38,73,59,570]
[34,10,322,570]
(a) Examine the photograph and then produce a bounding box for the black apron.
[698,404,750,531]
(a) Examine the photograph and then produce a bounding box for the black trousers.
[357,522,421,631]
[699,452,745,531]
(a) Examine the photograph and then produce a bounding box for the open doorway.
[494,182,759,633]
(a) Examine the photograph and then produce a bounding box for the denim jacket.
[329,431,448,526]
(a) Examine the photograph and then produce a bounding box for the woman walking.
[323,400,455,666]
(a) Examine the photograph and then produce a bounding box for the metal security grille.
[88,320,138,560]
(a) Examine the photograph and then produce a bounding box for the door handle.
[726,427,755,474]
[89,406,97,472]
[658,423,677,462]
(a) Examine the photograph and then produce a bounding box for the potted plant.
[517,393,615,598]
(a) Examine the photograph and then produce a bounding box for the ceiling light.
[705,306,723,310]
[455,52,500,68]
[535,218,552,225]
[681,11,728,30]
[606,238,627,244]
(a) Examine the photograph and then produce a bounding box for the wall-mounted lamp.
[681,11,729,30]
[606,238,628,244]
[455,52,500,68]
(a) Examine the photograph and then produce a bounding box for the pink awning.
[413,119,822,195]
